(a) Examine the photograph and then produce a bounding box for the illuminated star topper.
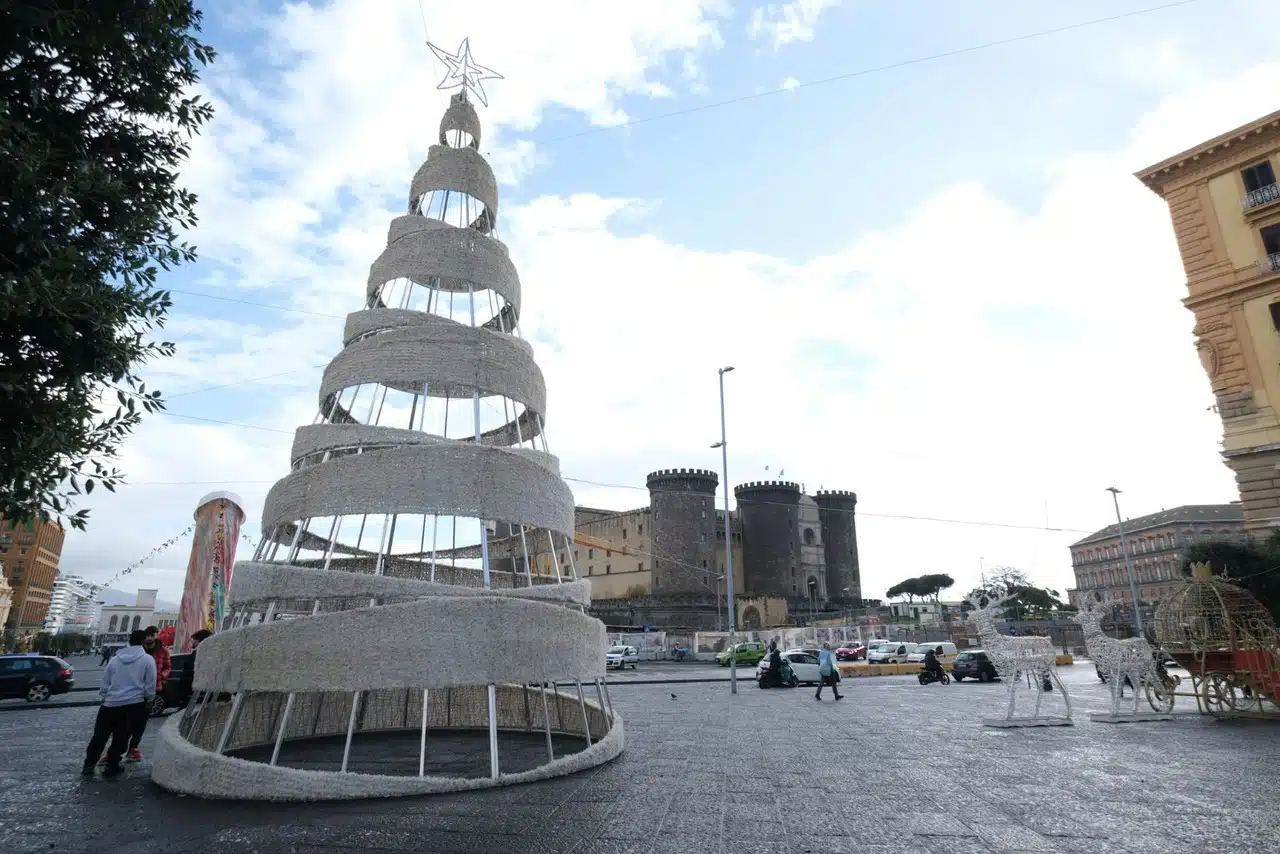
[427,38,503,107]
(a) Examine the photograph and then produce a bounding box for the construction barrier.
[837,655,1073,678]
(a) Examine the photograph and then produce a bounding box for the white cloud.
[54,2,1280,613]
[748,0,842,51]
[779,76,800,91]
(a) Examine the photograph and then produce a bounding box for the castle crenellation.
[576,469,861,629]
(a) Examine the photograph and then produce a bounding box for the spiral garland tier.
[152,78,622,800]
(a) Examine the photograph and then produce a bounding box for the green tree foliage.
[1181,533,1280,623]
[887,573,956,605]
[916,573,955,602]
[886,577,925,603]
[0,2,215,528]
[963,566,1066,619]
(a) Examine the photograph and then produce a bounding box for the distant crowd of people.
[81,625,210,777]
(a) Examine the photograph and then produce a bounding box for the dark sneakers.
[102,761,123,778]
[80,763,95,776]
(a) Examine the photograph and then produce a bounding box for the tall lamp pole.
[712,366,737,695]
[1106,487,1144,635]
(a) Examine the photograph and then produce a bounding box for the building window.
[587,566,592,575]
[702,560,707,568]
[638,524,643,534]
[108,615,118,632]
[1243,159,1277,195]
[803,527,815,545]
[1263,223,1280,260]
[605,565,611,574]
[638,562,644,572]
[574,550,579,561]
[622,529,627,539]
[131,615,141,631]
[588,549,594,559]
[607,550,611,558]
[19,534,32,545]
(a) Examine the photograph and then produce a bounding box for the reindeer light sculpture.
[1072,596,1174,722]
[965,594,1073,727]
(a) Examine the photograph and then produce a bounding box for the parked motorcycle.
[918,666,951,686]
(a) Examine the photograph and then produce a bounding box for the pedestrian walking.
[815,642,842,701]
[99,647,111,666]
[82,629,155,778]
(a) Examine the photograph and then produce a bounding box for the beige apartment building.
[1139,111,1280,533]
[0,516,66,631]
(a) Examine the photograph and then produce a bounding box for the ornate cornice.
[1136,111,1280,196]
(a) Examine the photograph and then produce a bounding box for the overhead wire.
[533,0,1209,145]
[114,435,1093,534]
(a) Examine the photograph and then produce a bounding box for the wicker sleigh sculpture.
[1152,563,1280,719]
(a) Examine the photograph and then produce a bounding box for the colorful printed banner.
[175,492,246,654]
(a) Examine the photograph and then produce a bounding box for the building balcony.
[1260,252,1280,275]
[1243,182,1280,215]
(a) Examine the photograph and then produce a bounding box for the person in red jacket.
[126,625,171,762]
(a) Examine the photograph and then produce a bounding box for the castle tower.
[734,481,802,599]
[152,49,621,801]
[815,490,860,604]
[646,469,719,595]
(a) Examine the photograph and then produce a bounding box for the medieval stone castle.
[574,469,861,630]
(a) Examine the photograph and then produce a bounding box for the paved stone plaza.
[0,662,1276,853]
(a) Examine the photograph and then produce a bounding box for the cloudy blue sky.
[63,0,1279,605]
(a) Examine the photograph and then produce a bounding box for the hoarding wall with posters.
[175,492,245,654]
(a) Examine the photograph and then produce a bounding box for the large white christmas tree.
[153,40,622,801]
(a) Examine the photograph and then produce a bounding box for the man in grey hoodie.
[82,629,156,777]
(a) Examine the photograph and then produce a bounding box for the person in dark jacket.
[180,629,212,701]
[923,647,944,680]
[767,641,783,687]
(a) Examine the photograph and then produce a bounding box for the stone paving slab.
[0,663,1276,853]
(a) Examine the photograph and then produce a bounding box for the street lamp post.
[712,366,737,694]
[1106,487,1144,635]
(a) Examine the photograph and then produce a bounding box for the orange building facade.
[0,517,66,631]
[1139,111,1280,534]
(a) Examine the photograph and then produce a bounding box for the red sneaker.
[96,755,108,766]
[126,748,143,763]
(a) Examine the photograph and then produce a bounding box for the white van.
[866,641,914,664]
[907,642,958,664]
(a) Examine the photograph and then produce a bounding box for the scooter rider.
[923,646,944,681]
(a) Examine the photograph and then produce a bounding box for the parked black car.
[951,650,998,683]
[151,653,195,716]
[0,654,75,702]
